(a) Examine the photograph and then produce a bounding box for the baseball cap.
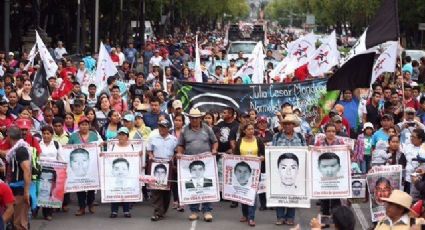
[172,100,183,109]
[158,120,171,128]
[382,114,394,120]
[363,122,374,131]
[405,107,416,113]
[123,114,135,122]
[332,115,343,122]
[134,112,143,119]
[78,116,90,125]
[16,118,33,130]
[117,127,129,134]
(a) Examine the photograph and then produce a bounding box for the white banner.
[367,165,402,222]
[222,154,261,206]
[100,151,143,203]
[310,145,352,199]
[63,144,100,192]
[177,153,220,205]
[35,30,58,78]
[265,146,310,208]
[308,31,340,77]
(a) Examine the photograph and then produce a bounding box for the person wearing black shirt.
[129,73,149,101]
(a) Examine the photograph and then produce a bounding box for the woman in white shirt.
[39,125,64,221]
[108,127,135,218]
[403,128,425,193]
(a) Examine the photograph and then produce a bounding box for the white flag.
[162,67,168,93]
[307,31,340,77]
[35,31,58,78]
[283,33,317,75]
[24,43,38,71]
[370,41,398,85]
[270,33,317,78]
[194,35,203,82]
[95,42,118,92]
[234,41,265,83]
[341,30,367,65]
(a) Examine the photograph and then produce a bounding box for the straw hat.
[381,190,412,210]
[186,108,205,118]
[280,114,300,126]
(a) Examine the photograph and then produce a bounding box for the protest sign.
[222,154,261,206]
[107,139,146,169]
[99,151,143,203]
[310,145,352,199]
[265,146,310,208]
[367,165,402,222]
[178,153,220,205]
[175,79,327,120]
[147,160,171,190]
[37,160,67,208]
[63,144,100,192]
[351,174,367,199]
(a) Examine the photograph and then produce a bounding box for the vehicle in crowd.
[226,40,258,61]
[404,49,425,61]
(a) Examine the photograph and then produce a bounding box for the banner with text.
[175,79,327,119]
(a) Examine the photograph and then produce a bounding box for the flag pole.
[399,38,406,116]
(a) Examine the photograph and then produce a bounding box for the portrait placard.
[37,160,67,208]
[222,154,261,206]
[177,153,220,205]
[367,165,402,222]
[63,144,100,192]
[147,160,170,190]
[310,145,352,199]
[265,146,310,208]
[100,151,143,203]
[351,175,367,199]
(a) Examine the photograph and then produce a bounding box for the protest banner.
[37,160,67,208]
[350,174,367,202]
[147,160,171,190]
[265,146,310,208]
[107,139,146,169]
[217,155,224,192]
[222,154,261,206]
[99,151,143,203]
[175,79,327,119]
[367,165,402,222]
[177,153,220,205]
[63,144,100,192]
[310,145,352,199]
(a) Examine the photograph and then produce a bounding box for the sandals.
[151,214,163,221]
[176,206,185,212]
[285,219,295,226]
[110,212,118,218]
[240,216,248,222]
[248,220,256,227]
[275,219,285,225]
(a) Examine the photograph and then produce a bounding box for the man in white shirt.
[116,46,125,66]
[374,190,413,229]
[149,49,162,72]
[54,41,67,60]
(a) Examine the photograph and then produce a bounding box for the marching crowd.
[1,31,425,230]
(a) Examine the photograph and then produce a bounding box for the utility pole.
[4,0,10,52]
[140,0,145,46]
[94,0,99,53]
[76,0,81,54]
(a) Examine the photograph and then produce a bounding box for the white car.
[226,41,258,61]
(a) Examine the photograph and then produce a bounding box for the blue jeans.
[111,202,130,213]
[242,201,257,220]
[276,207,295,220]
[189,203,212,213]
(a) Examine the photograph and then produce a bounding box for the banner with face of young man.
[99,151,143,203]
[63,144,100,192]
[367,165,402,222]
[37,160,67,208]
[147,160,170,190]
[222,154,261,206]
[310,145,352,199]
[107,139,146,169]
[177,153,220,205]
[265,146,310,208]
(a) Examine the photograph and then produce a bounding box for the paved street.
[32,194,371,230]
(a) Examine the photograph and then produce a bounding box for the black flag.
[326,52,376,90]
[366,0,399,49]
[31,64,50,108]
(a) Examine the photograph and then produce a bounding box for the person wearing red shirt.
[110,48,120,66]
[0,100,13,134]
[404,84,420,110]
[0,181,15,226]
[0,118,41,156]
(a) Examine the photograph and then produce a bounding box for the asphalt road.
[31,194,372,230]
